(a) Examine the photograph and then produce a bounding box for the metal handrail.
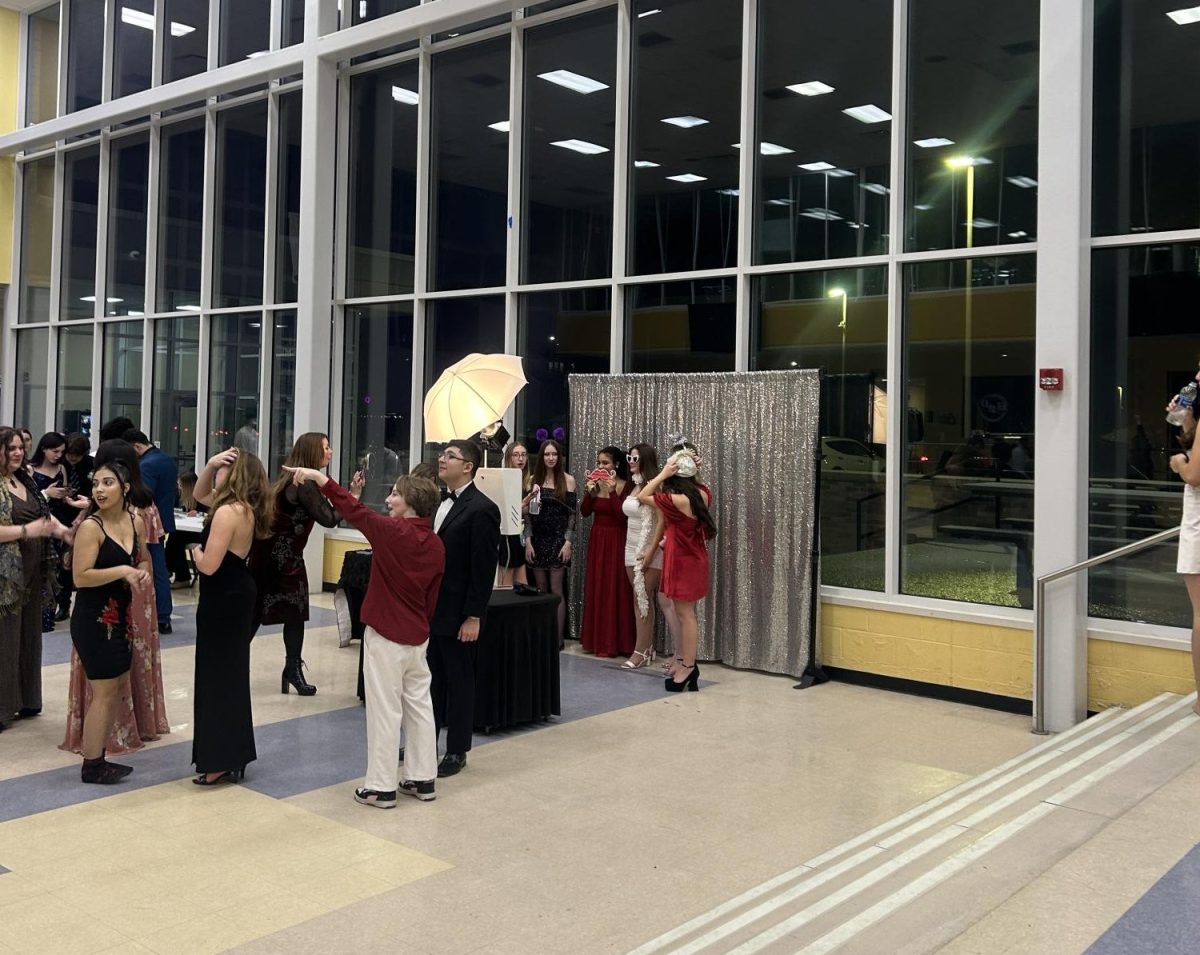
[1033,525,1181,735]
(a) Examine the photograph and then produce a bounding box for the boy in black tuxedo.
[430,439,501,776]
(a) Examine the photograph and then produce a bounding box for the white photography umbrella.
[423,353,528,442]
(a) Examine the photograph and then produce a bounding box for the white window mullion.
[56,0,69,118]
[263,92,281,308]
[608,0,632,374]
[200,109,217,312]
[101,0,116,103]
[409,42,433,464]
[195,313,211,465]
[16,8,30,129]
[152,0,166,88]
[502,21,524,367]
[95,130,112,320]
[733,0,758,373]
[48,150,65,324]
[144,120,162,317]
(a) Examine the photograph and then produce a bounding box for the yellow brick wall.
[323,537,370,586]
[0,8,19,286]
[821,603,1196,711]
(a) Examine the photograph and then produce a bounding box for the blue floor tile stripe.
[1086,842,1200,955]
[0,646,694,822]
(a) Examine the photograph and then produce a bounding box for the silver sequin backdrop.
[567,371,821,679]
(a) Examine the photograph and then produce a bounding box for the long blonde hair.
[208,451,274,538]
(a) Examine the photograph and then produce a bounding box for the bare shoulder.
[216,501,252,525]
[75,517,103,543]
[565,474,577,491]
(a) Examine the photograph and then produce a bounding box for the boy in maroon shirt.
[285,465,445,806]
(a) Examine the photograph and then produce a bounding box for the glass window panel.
[627,279,736,373]
[214,103,268,309]
[1093,1,1200,236]
[66,0,104,113]
[755,0,891,265]
[525,1,587,13]
[275,93,302,304]
[518,289,612,445]
[152,316,200,472]
[208,314,262,457]
[163,0,209,83]
[107,134,150,316]
[432,14,510,43]
[342,304,414,511]
[62,146,101,320]
[158,118,205,311]
[431,38,510,291]
[346,62,418,298]
[283,0,305,47]
[1089,243,1200,627]
[15,329,50,434]
[753,268,888,591]
[102,320,145,426]
[113,0,154,99]
[269,311,297,477]
[905,0,1039,252]
[57,325,94,435]
[902,255,1036,607]
[347,0,418,62]
[219,0,270,65]
[629,0,742,276]
[25,4,60,126]
[19,157,55,323]
[521,9,616,284]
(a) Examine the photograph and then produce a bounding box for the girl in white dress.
[1167,368,1200,717]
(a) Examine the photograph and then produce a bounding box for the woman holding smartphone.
[524,439,577,648]
[579,446,636,657]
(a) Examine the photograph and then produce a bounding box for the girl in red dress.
[579,446,636,657]
[637,442,715,692]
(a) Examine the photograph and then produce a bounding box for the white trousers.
[363,628,437,791]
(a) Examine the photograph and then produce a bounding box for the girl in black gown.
[191,448,274,785]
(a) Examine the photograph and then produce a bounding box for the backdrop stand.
[796,370,829,690]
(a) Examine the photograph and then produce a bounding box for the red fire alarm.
[1039,368,1064,391]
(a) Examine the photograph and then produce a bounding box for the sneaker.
[398,779,436,802]
[354,787,397,809]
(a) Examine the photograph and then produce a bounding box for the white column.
[1034,0,1092,731]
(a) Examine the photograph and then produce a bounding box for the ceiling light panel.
[799,161,835,171]
[1167,6,1200,24]
[551,139,609,155]
[914,137,955,148]
[787,81,835,96]
[391,86,419,105]
[1006,176,1038,188]
[661,115,709,128]
[667,173,707,183]
[842,104,891,124]
[537,70,610,95]
[488,120,510,132]
[634,160,660,168]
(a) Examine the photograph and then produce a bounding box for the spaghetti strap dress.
[654,486,713,602]
[70,516,135,681]
[192,520,258,775]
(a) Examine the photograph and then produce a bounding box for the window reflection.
[219,0,271,65]
[905,0,1039,251]
[158,119,205,311]
[347,63,419,298]
[153,317,200,473]
[102,321,144,426]
[269,312,298,476]
[66,0,104,113]
[276,93,303,303]
[208,315,262,458]
[342,305,414,511]
[627,279,736,372]
[57,326,94,435]
[19,157,55,324]
[214,103,268,309]
[755,0,891,265]
[283,0,305,47]
[347,0,418,63]
[754,268,888,590]
[431,40,510,291]
[163,0,209,82]
[1089,243,1200,627]
[113,0,154,99]
[521,9,617,284]
[630,0,742,275]
[62,147,101,320]
[902,255,1036,608]
[15,330,50,433]
[25,4,59,126]
[108,134,150,316]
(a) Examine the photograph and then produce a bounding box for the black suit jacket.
[431,482,501,636]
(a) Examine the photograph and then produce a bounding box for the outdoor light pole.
[829,287,848,438]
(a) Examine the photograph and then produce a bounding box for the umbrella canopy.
[423,353,528,442]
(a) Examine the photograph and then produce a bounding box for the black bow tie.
[441,488,457,502]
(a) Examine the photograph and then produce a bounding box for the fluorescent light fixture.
[842,104,891,124]
[914,203,934,211]
[121,7,154,30]
[717,188,739,196]
[488,120,510,132]
[107,297,124,303]
[733,142,795,155]
[551,139,609,155]
[828,288,847,298]
[79,296,97,303]
[634,160,660,168]
[1006,175,1038,188]
[667,173,707,183]
[179,304,202,312]
[1167,5,1200,24]
[799,161,835,171]
[846,222,869,230]
[860,182,889,195]
[969,217,998,228]
[945,155,993,168]
[1008,230,1029,238]
[249,322,261,328]
[246,50,270,58]
[800,207,843,221]
[790,361,798,367]
[170,21,195,36]
[638,8,662,17]
[661,115,709,128]
[766,198,793,206]
[827,169,855,178]
[914,137,955,148]
[537,70,609,95]
[787,81,835,96]
[391,85,419,105]
[127,310,144,316]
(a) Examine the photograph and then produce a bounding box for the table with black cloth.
[338,549,561,731]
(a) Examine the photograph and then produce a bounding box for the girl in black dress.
[70,461,152,783]
[191,448,274,785]
[523,439,577,647]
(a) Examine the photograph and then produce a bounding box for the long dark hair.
[30,431,67,468]
[94,440,155,509]
[598,446,630,482]
[273,432,329,497]
[663,442,717,539]
[630,443,659,483]
[86,460,134,518]
[532,439,569,500]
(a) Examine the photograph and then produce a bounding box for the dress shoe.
[664,662,700,693]
[437,753,467,777]
[54,605,70,622]
[17,708,41,719]
[159,620,172,635]
[281,660,317,696]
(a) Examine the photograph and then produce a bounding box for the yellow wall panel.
[0,8,19,286]
[323,538,370,585]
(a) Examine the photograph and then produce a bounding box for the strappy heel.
[192,768,245,786]
[664,662,700,693]
[621,649,654,669]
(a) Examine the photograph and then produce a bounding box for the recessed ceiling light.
[667,173,707,183]
[246,50,270,58]
[634,160,660,168]
[1167,5,1200,24]
[537,70,609,95]
[638,8,662,17]
[551,139,609,155]
[790,361,798,367]
[249,322,261,328]
[787,81,835,96]
[969,217,999,228]
[914,137,955,148]
[1006,176,1038,188]
[488,120,510,132]
[914,203,934,211]
[766,198,793,206]
[799,161,835,171]
[1008,230,1029,238]
[79,296,97,302]
[860,183,889,195]
[843,104,891,124]
[733,142,795,155]
[391,85,419,105]
[661,115,709,128]
[846,222,869,230]
[827,169,855,178]
[718,188,739,196]
[179,305,202,312]
[170,21,195,36]
[120,7,154,30]
[800,207,843,221]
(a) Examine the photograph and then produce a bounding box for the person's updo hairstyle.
[93,440,155,509]
[662,440,717,540]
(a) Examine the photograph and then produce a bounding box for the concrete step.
[629,693,1200,955]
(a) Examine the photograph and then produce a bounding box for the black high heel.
[192,768,245,786]
[281,660,317,696]
[665,663,700,693]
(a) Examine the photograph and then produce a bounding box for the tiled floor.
[1,590,1196,954]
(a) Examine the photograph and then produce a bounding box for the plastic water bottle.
[1166,381,1198,426]
[529,484,541,515]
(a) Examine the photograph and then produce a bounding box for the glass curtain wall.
[61,146,101,320]
[627,279,736,372]
[164,0,209,82]
[158,118,205,311]
[107,134,151,315]
[66,0,104,113]
[208,315,263,457]
[57,326,94,435]
[152,317,200,473]
[102,321,145,426]
[113,0,155,99]
[214,103,269,309]
[269,312,299,475]
[25,4,60,126]
[19,157,55,323]
[15,330,50,433]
